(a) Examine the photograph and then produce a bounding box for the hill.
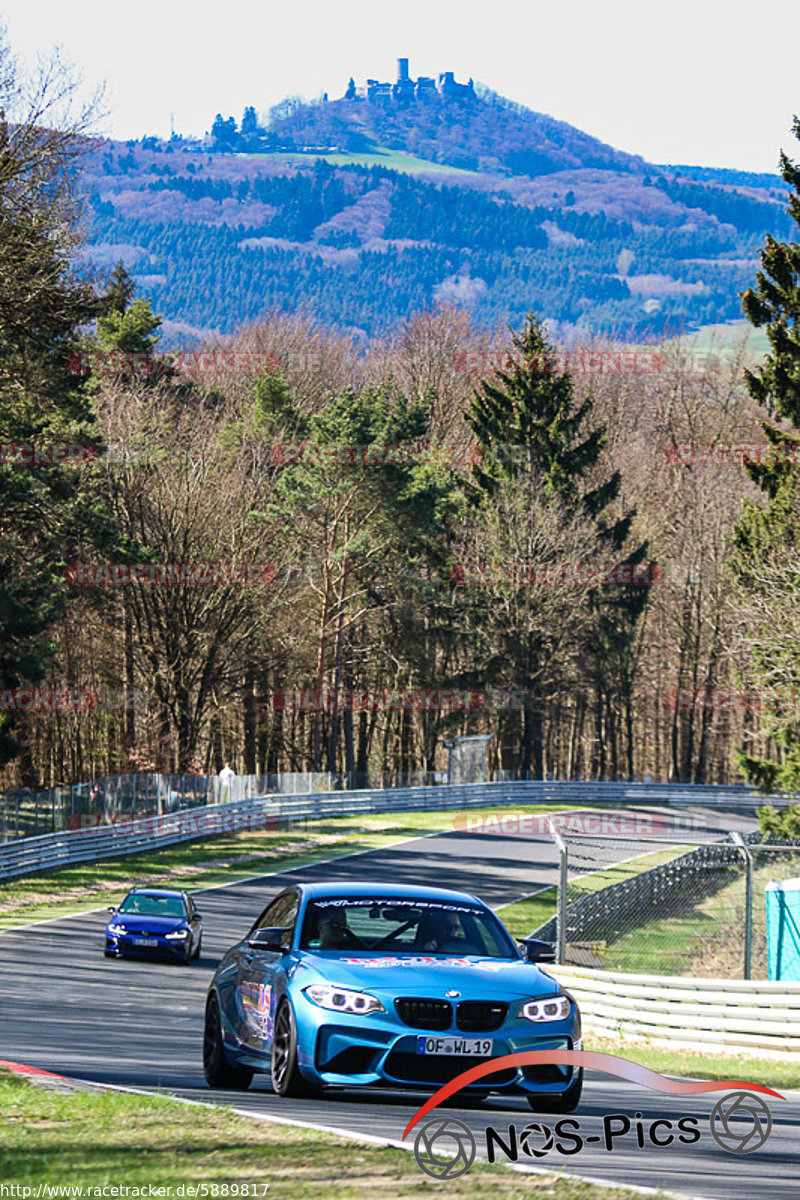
[78,84,792,344]
[263,86,646,177]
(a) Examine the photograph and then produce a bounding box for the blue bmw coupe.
[203,881,582,1110]
[104,887,203,963]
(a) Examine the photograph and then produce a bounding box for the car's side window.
[276,895,299,948]
[254,890,299,945]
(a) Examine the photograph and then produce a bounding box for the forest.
[1,44,799,796]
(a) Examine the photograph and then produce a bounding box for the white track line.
[11,1065,715,1200]
[0,829,452,934]
[0,806,585,934]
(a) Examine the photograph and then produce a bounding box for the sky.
[2,0,798,174]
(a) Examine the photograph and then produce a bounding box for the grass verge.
[0,1069,669,1198]
[603,855,800,977]
[496,847,690,941]
[583,1037,800,1091]
[0,803,582,926]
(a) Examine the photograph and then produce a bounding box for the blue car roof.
[297,881,483,905]
[127,887,187,898]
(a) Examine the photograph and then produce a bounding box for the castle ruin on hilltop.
[343,58,476,103]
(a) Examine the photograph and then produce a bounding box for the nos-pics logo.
[405,1050,781,1180]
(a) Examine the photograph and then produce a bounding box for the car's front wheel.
[203,994,252,1090]
[526,1068,583,1113]
[271,1000,318,1098]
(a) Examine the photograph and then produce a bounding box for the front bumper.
[312,1025,579,1091]
[228,992,580,1094]
[105,931,191,959]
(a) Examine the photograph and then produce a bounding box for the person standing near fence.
[218,763,236,804]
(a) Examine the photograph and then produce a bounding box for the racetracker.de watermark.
[452,809,706,836]
[269,440,481,466]
[0,1183,269,1196]
[451,561,662,586]
[0,688,97,713]
[271,688,485,712]
[453,350,667,375]
[664,441,800,466]
[65,810,278,835]
[65,563,278,586]
[0,441,98,465]
[665,688,800,714]
[67,350,281,377]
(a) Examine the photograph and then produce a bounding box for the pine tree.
[731,117,800,791]
[104,261,137,315]
[465,314,650,778]
[0,39,118,775]
[241,106,259,136]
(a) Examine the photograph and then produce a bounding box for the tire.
[192,934,202,960]
[271,1000,318,1098]
[103,950,116,958]
[203,994,252,1090]
[527,1068,583,1113]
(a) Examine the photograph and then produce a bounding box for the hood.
[109,913,186,934]
[295,952,560,999]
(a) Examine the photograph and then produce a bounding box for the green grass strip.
[0,1069,677,1197]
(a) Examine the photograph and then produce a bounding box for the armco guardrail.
[3,771,791,842]
[0,778,790,883]
[550,964,800,1058]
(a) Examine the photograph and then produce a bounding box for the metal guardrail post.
[549,818,568,964]
[731,831,754,980]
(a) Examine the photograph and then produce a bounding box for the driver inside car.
[317,909,353,950]
[417,909,462,951]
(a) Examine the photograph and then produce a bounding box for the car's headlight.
[517,993,571,1022]
[165,927,190,939]
[303,984,385,1015]
[107,923,126,936]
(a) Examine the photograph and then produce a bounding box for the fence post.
[549,820,568,963]
[732,832,754,980]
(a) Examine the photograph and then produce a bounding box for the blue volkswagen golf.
[203,882,581,1110]
[104,887,203,963]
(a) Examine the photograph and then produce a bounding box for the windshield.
[118,893,187,919]
[299,896,518,958]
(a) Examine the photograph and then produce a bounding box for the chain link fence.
[0,771,341,841]
[534,827,800,980]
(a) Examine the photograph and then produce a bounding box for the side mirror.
[107,906,117,914]
[247,926,289,952]
[194,912,202,920]
[519,938,556,963]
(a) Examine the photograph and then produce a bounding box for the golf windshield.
[300,897,518,957]
[118,894,187,918]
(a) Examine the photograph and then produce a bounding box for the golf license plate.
[417,1036,493,1056]
[133,938,158,947]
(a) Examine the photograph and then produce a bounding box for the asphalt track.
[1,805,796,1199]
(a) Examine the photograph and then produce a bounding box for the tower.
[397,57,409,82]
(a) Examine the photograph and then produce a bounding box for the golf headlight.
[107,923,126,935]
[303,984,385,1015]
[165,926,190,939]
[518,993,571,1022]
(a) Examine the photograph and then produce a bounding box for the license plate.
[133,938,158,947]
[417,1036,493,1056]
